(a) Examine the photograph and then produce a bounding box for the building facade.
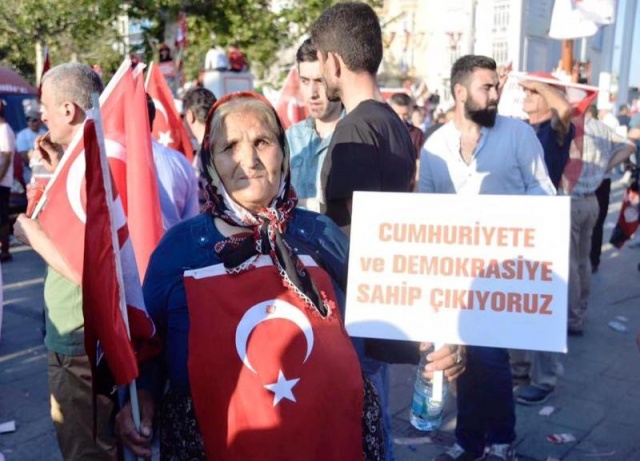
[378,0,616,104]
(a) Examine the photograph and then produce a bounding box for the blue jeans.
[362,358,395,461]
[455,346,516,455]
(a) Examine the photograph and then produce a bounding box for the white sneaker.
[484,444,516,461]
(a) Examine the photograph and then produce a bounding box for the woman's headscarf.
[200,91,330,317]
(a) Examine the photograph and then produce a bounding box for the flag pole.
[90,93,144,460]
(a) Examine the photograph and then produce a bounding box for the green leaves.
[0,0,381,87]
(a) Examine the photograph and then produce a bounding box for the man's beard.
[465,98,498,127]
[323,79,342,103]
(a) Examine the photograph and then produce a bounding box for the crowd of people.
[1,1,640,461]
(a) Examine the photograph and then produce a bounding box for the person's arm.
[13,214,81,284]
[520,80,572,138]
[605,140,637,172]
[629,126,640,142]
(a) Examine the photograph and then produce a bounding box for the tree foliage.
[0,0,381,87]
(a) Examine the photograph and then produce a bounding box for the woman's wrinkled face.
[212,110,283,212]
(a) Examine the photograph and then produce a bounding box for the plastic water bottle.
[410,352,448,431]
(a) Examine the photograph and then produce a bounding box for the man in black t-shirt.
[311,2,416,231]
[311,4,465,460]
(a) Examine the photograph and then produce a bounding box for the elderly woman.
[116,92,462,460]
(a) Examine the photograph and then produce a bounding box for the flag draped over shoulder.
[274,66,309,129]
[145,63,193,161]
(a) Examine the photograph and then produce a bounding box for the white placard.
[345,192,570,353]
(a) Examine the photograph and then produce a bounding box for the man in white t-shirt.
[0,100,16,261]
[204,43,230,71]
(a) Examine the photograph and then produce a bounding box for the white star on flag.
[157,130,174,146]
[264,370,300,406]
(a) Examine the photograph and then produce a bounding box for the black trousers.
[590,178,611,269]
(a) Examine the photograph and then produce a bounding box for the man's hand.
[419,342,466,382]
[115,389,155,459]
[34,134,64,173]
[13,213,42,247]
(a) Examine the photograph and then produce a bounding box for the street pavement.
[1,180,639,461]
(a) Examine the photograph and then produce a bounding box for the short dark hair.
[310,2,382,75]
[587,104,598,119]
[183,87,217,124]
[450,55,497,100]
[296,38,318,64]
[389,93,412,107]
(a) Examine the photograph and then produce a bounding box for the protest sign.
[345,192,570,352]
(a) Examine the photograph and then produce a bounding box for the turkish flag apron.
[184,254,364,461]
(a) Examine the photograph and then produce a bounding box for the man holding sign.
[419,55,555,461]
[311,4,465,460]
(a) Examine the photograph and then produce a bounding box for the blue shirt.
[532,120,575,189]
[286,117,335,211]
[419,115,556,196]
[141,209,350,392]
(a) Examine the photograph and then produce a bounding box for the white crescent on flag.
[65,139,126,223]
[152,98,169,123]
[235,299,315,374]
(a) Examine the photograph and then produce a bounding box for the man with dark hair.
[310,1,416,229]
[183,87,217,148]
[420,55,555,461]
[183,87,217,206]
[13,63,118,460]
[286,38,342,212]
[311,4,464,461]
[0,99,16,261]
[389,92,426,188]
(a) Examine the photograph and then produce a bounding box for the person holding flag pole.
[13,63,119,460]
[14,61,160,460]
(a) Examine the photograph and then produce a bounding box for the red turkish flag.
[82,118,158,385]
[145,63,193,161]
[183,255,364,460]
[274,66,309,129]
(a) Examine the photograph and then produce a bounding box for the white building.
[379,0,616,102]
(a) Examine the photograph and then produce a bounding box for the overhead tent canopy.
[0,67,39,133]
